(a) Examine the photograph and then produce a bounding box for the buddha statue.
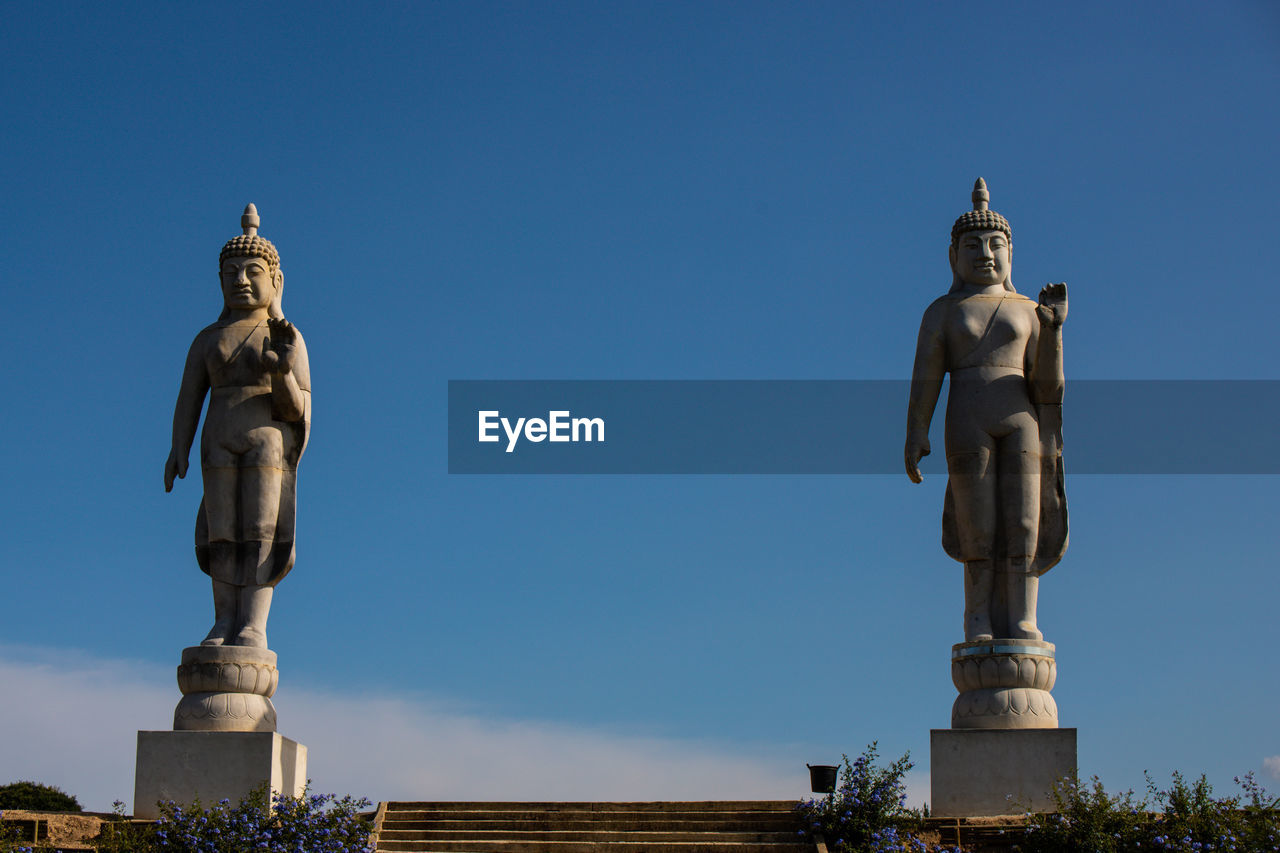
[164,204,311,649]
[906,179,1067,643]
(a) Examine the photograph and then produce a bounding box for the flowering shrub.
[1152,770,1280,852]
[795,743,961,853]
[152,786,372,853]
[1017,772,1280,852]
[1,787,371,853]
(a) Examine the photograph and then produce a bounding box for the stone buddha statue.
[165,204,311,649]
[905,179,1067,644]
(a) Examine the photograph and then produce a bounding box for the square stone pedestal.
[134,731,307,820]
[930,728,1076,817]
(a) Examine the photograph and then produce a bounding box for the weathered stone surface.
[173,645,279,732]
[176,644,279,696]
[950,639,1058,729]
[930,728,1077,817]
[134,731,306,820]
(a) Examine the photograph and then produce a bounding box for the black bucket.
[807,763,838,794]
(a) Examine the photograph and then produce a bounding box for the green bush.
[1016,771,1280,852]
[1149,771,1280,852]
[796,743,961,853]
[92,800,157,853]
[1015,775,1148,852]
[0,819,29,853]
[0,781,81,813]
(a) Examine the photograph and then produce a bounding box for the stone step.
[385,802,797,812]
[380,830,798,843]
[382,819,795,832]
[384,811,794,824]
[926,815,1026,849]
[384,808,795,817]
[372,801,807,853]
[377,842,804,853]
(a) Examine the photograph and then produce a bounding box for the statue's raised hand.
[261,318,298,374]
[1036,282,1068,328]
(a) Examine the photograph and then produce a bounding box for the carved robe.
[192,321,311,587]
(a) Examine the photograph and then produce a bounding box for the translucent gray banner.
[447,380,1278,474]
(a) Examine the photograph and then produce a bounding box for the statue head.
[948,178,1014,293]
[218,204,284,319]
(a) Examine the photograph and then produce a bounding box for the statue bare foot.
[233,627,268,648]
[200,622,232,646]
[1010,621,1043,641]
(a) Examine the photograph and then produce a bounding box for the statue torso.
[201,319,273,391]
[941,292,1037,373]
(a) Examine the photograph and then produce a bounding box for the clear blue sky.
[1,0,1278,812]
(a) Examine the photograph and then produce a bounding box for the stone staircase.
[371,801,809,853]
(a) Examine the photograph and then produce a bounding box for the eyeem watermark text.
[478,410,606,452]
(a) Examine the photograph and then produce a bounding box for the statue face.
[950,229,1011,288]
[220,255,277,311]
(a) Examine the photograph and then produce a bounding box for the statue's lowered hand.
[164,449,188,492]
[1037,282,1068,328]
[905,436,930,484]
